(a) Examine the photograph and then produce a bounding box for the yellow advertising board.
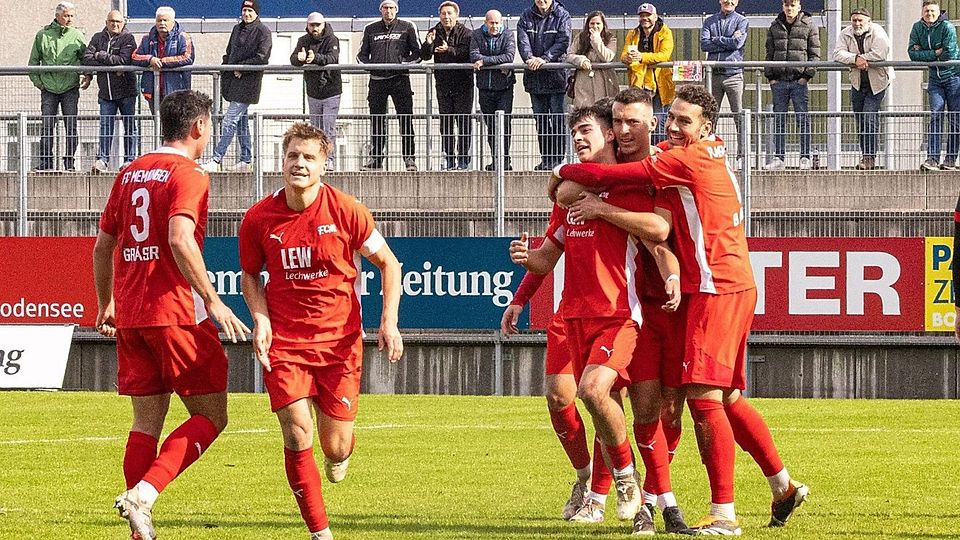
[924,237,955,332]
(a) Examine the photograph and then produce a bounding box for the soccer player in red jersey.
[552,85,808,535]
[564,88,689,534]
[503,213,613,523]
[238,122,403,540]
[92,89,252,540]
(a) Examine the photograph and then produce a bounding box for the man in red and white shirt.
[239,122,402,540]
[551,85,808,535]
[93,90,251,540]
[503,202,613,524]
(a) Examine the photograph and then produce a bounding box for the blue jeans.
[652,92,671,145]
[927,76,960,163]
[308,94,341,170]
[530,92,566,166]
[771,80,811,160]
[478,89,513,159]
[98,96,138,163]
[212,101,251,163]
[851,86,885,159]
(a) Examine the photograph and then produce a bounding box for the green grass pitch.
[1,393,958,539]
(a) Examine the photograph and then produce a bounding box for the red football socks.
[661,419,682,463]
[688,398,735,504]
[606,437,634,472]
[141,414,218,493]
[725,396,785,476]
[549,403,591,471]
[634,420,671,495]
[284,447,329,532]
[590,436,613,495]
[123,431,159,490]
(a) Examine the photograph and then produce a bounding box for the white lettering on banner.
[789,252,841,315]
[749,250,903,316]
[932,311,957,328]
[0,298,85,320]
[207,270,269,295]
[356,262,515,307]
[0,325,74,389]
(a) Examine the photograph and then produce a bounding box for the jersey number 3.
[130,188,150,242]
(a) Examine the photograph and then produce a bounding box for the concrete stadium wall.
[64,332,960,398]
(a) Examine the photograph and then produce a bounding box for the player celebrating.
[93,89,251,540]
[552,84,808,535]
[564,87,689,534]
[239,122,403,540]
[503,223,614,523]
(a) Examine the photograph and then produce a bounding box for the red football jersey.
[557,183,647,320]
[559,136,755,294]
[98,148,209,328]
[239,184,382,350]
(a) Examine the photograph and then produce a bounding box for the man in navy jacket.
[701,0,748,166]
[132,6,195,114]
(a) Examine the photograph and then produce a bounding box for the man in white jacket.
[832,7,893,170]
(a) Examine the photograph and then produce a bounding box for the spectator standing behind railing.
[518,0,571,170]
[566,11,619,109]
[132,6,195,114]
[832,7,892,171]
[29,1,91,172]
[357,0,421,172]
[909,1,960,172]
[621,3,675,144]
[763,0,819,171]
[83,10,139,174]
[421,1,474,171]
[203,0,272,174]
[701,0,748,168]
[470,9,517,171]
[292,13,342,172]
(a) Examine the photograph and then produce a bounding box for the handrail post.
[253,112,264,201]
[425,66,434,171]
[17,112,28,237]
[212,71,222,144]
[742,109,752,237]
[494,110,505,237]
[754,68,763,170]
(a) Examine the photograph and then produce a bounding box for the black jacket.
[357,18,420,80]
[291,24,342,101]
[221,17,272,104]
[469,26,517,92]
[81,27,138,101]
[764,11,820,82]
[420,22,472,94]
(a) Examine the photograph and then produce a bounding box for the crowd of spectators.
[25,0,959,173]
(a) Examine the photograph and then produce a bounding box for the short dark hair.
[160,90,212,142]
[675,85,719,126]
[568,100,613,131]
[923,1,940,7]
[613,86,653,107]
[281,122,332,157]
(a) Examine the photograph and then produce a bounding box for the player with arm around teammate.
[93,89,251,540]
[239,122,403,540]
[552,84,808,536]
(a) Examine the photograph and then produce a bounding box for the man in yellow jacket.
[621,3,674,143]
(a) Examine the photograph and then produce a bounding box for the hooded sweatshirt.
[908,11,959,83]
[291,22,343,101]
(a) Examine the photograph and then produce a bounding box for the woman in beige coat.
[566,11,619,108]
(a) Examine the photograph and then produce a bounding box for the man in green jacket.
[29,1,91,172]
[909,1,960,171]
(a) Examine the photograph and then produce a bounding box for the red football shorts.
[564,317,639,389]
[544,311,573,376]
[116,318,228,397]
[634,300,687,388]
[683,289,757,390]
[265,337,363,421]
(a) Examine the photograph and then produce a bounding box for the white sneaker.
[92,159,108,174]
[763,157,785,171]
[309,528,334,540]
[324,456,349,483]
[614,470,643,520]
[114,486,156,540]
[200,160,221,172]
[735,157,743,171]
[569,498,605,523]
[226,161,252,173]
[798,157,812,170]
[562,479,589,520]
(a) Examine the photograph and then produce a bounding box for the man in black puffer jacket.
[292,12,343,171]
[421,1,473,170]
[763,0,820,171]
[204,0,272,173]
[82,10,138,173]
[357,0,421,171]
